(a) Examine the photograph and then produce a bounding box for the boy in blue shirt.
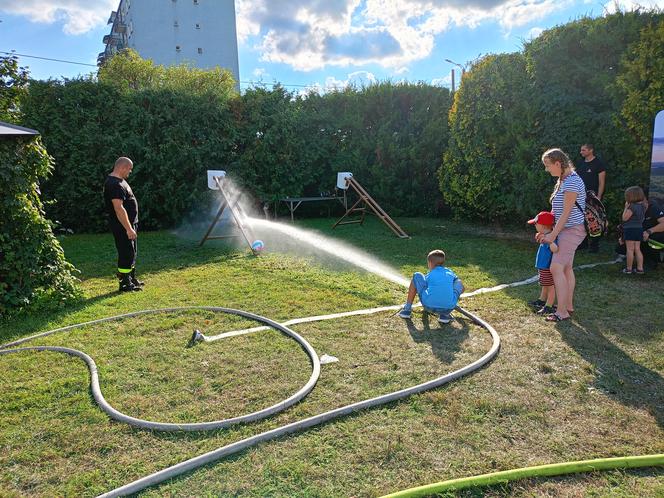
[398,249,464,324]
[527,211,559,314]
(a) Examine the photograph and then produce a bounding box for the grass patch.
[1,217,662,497]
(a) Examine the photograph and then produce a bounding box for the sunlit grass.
[1,217,662,497]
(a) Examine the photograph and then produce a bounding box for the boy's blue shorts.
[413,272,461,315]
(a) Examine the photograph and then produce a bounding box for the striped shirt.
[551,171,586,228]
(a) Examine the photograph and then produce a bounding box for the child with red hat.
[528,211,559,315]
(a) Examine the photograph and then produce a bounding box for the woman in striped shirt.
[536,148,587,322]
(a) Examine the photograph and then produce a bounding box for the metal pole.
[451,68,455,93]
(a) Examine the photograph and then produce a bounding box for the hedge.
[441,9,664,223]
[0,56,80,315]
[22,51,451,231]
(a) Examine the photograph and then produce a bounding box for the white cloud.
[0,0,116,34]
[602,0,664,13]
[236,0,572,71]
[297,70,378,96]
[431,74,452,87]
[527,26,544,39]
[326,70,377,89]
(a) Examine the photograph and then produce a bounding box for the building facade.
[99,0,239,84]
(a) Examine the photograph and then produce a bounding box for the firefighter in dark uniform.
[103,157,144,292]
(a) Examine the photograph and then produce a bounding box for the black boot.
[118,273,141,292]
[130,268,145,288]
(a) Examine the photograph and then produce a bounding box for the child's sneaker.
[536,305,556,315]
[622,268,634,274]
[529,299,546,309]
[438,313,452,324]
[398,308,412,319]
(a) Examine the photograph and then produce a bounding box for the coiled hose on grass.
[0,305,500,497]
[0,307,320,431]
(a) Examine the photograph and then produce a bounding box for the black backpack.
[576,190,608,238]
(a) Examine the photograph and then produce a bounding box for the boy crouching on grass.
[398,249,464,324]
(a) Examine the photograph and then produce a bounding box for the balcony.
[103,33,123,46]
[108,11,117,24]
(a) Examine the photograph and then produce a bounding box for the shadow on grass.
[0,290,124,344]
[555,319,664,429]
[404,312,471,364]
[60,230,247,281]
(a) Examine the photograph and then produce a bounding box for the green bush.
[524,10,663,220]
[23,54,450,231]
[349,83,451,216]
[0,56,80,315]
[23,52,238,232]
[441,9,663,223]
[440,53,542,220]
[615,18,664,182]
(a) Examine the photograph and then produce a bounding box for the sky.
[0,0,663,94]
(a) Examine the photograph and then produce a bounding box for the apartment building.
[99,0,239,84]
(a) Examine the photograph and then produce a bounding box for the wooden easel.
[332,176,409,238]
[199,176,260,254]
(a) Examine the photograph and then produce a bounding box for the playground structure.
[333,172,409,238]
[199,170,261,255]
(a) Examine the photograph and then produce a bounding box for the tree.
[0,55,80,315]
[616,18,664,182]
[441,53,540,219]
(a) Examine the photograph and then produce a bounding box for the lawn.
[1,217,663,497]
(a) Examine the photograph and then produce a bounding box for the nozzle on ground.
[189,329,205,346]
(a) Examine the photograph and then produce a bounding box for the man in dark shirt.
[576,143,607,252]
[103,157,143,292]
[616,197,664,270]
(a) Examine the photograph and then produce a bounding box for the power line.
[1,50,97,67]
[1,50,408,92]
[1,50,318,89]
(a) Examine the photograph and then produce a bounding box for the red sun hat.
[527,211,555,226]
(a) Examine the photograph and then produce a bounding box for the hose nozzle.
[188,329,205,347]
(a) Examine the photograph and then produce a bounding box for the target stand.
[199,171,260,255]
[332,173,409,238]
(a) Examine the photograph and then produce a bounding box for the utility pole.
[445,58,465,93]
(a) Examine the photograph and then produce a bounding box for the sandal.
[545,313,569,322]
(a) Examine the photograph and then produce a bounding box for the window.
[174,20,179,27]
[176,45,181,52]
[198,47,203,54]
[193,0,199,4]
[195,23,201,29]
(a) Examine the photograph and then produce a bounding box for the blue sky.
[0,0,662,93]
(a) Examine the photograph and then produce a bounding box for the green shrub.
[23,75,238,232]
[0,56,80,315]
[441,9,663,222]
[615,18,664,183]
[525,10,663,220]
[440,53,543,220]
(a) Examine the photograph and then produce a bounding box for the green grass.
[1,217,662,497]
